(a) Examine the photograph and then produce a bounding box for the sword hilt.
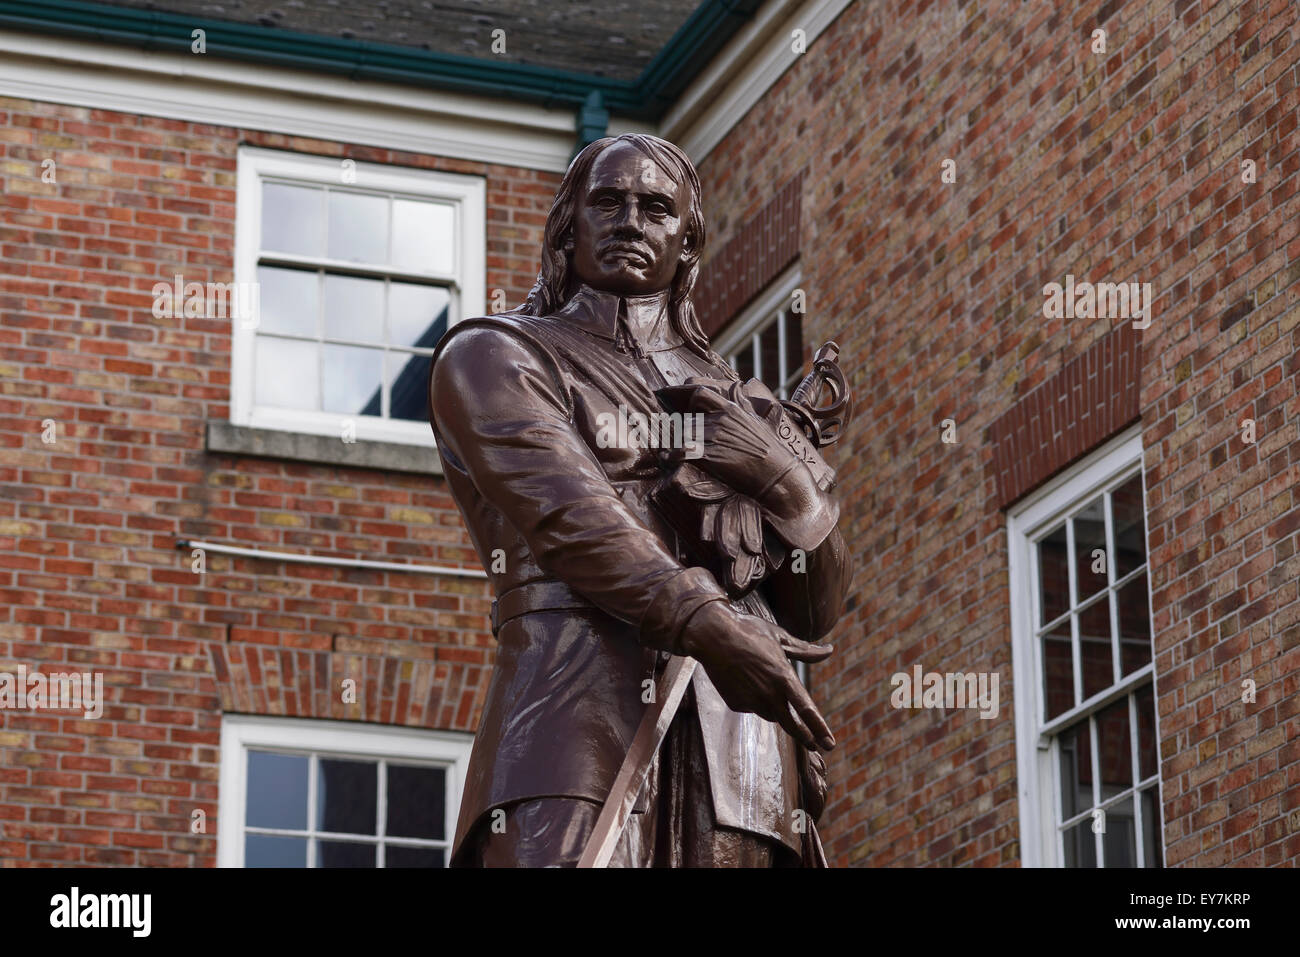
[783,341,851,448]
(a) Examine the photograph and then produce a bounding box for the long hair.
[518,133,725,365]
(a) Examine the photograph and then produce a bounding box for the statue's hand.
[680,601,835,752]
[660,382,819,513]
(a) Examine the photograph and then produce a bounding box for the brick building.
[1,0,1297,868]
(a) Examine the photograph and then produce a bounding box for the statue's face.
[571,141,693,297]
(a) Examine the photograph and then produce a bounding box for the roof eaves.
[631,0,763,115]
[0,0,660,114]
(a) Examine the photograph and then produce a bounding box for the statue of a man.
[428,133,851,867]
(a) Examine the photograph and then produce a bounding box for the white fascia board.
[660,0,854,165]
[0,30,577,172]
[604,115,658,137]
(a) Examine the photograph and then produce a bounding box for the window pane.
[322,343,383,416]
[1117,573,1152,674]
[388,352,432,423]
[1058,721,1092,821]
[246,751,308,829]
[389,283,450,349]
[759,320,781,393]
[328,191,389,264]
[323,274,385,343]
[316,758,377,835]
[257,266,318,338]
[1101,795,1136,867]
[1078,598,1113,699]
[1037,524,1069,624]
[1072,498,1107,603]
[317,840,376,868]
[1096,698,1133,798]
[392,199,454,273]
[1062,818,1097,867]
[256,337,318,412]
[1140,786,1163,868]
[385,845,445,868]
[262,183,324,257]
[734,343,754,381]
[784,310,803,370]
[1111,474,1146,578]
[245,833,307,867]
[385,764,446,840]
[1135,683,1158,780]
[1042,620,1073,721]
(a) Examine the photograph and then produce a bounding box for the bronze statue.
[428,133,852,867]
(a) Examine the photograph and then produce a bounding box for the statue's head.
[520,134,714,355]
[565,136,702,296]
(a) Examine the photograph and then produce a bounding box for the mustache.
[600,240,652,261]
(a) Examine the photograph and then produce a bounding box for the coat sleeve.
[762,525,852,642]
[755,432,853,642]
[430,321,729,653]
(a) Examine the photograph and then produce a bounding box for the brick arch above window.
[207,631,486,733]
[695,171,805,338]
[990,323,1143,510]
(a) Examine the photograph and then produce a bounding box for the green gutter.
[0,0,762,122]
[637,0,760,113]
[575,91,610,155]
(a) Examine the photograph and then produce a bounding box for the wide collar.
[556,284,677,350]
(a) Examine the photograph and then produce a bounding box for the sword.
[577,654,696,868]
[577,341,850,867]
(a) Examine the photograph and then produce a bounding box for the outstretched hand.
[680,600,835,752]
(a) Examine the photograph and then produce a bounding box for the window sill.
[207,421,443,476]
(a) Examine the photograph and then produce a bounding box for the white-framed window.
[232,147,485,446]
[216,715,473,868]
[1008,427,1163,867]
[712,265,805,399]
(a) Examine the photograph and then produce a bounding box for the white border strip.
[180,538,488,578]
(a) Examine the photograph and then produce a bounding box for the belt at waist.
[490,580,594,634]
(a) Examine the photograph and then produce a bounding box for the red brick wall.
[696,0,1300,866]
[0,95,558,865]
